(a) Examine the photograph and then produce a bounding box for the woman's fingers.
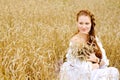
[87,53,99,62]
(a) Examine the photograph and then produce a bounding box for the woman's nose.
[82,24,86,28]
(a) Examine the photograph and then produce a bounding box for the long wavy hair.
[76,10,102,59]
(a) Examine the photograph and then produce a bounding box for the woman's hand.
[86,53,106,69]
[87,53,99,63]
[87,53,100,69]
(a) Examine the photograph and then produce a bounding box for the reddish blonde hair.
[76,10,102,59]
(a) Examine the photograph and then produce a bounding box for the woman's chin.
[80,32,89,35]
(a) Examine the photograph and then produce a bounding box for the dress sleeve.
[66,41,74,62]
[96,36,109,68]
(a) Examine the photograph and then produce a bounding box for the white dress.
[60,37,119,80]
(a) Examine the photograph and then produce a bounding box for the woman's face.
[77,15,92,34]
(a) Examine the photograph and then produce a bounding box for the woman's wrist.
[90,58,99,63]
[94,58,99,63]
[98,59,101,64]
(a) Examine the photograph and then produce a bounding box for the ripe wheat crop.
[0,0,120,80]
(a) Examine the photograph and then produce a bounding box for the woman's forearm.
[92,63,99,70]
[99,59,105,67]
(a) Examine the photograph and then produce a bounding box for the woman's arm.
[66,41,74,62]
[66,35,83,62]
[96,36,109,68]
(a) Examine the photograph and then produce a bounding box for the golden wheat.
[0,0,120,80]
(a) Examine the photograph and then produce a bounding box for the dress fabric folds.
[60,37,119,80]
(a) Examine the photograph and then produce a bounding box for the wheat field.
[0,0,120,80]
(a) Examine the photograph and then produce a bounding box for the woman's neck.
[78,32,89,41]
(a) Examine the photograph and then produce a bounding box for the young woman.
[60,10,119,80]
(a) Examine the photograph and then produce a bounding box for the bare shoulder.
[70,35,78,42]
[69,34,84,49]
[70,34,82,44]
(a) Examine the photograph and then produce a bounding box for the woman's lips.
[81,28,87,31]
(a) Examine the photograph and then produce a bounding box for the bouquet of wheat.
[70,41,95,61]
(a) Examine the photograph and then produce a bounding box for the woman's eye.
[79,22,83,24]
[86,23,89,25]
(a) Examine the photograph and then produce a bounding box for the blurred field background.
[0,0,120,80]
